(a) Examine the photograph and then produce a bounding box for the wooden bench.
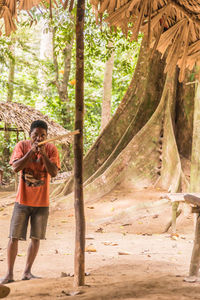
[162,193,200,234]
[163,193,200,279]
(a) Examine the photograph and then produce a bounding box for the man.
[0,120,60,284]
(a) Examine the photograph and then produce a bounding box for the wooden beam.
[0,128,23,132]
[74,0,85,287]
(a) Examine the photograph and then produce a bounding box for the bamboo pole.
[74,0,85,287]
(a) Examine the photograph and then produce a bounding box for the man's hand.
[31,142,39,154]
[31,143,46,157]
[37,145,46,156]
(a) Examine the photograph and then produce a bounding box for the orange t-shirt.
[10,140,60,207]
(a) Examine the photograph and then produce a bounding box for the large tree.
[53,35,194,202]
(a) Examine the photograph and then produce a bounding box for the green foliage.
[0,3,141,177]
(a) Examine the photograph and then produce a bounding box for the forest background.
[0,3,142,182]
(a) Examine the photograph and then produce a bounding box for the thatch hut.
[0,101,70,141]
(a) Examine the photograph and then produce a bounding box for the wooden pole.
[74,0,85,287]
[188,80,200,278]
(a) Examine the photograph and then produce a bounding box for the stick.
[163,209,182,233]
[38,130,80,146]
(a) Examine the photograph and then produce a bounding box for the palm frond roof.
[0,101,71,143]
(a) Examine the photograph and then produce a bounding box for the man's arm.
[12,143,37,173]
[38,145,58,178]
[12,142,58,177]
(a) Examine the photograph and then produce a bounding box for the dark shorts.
[9,202,49,240]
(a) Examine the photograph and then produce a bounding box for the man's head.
[30,120,48,134]
[29,120,48,144]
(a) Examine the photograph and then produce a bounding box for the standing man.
[0,120,60,284]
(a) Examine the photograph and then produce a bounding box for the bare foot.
[0,276,14,285]
[21,273,41,281]
[0,284,10,298]
[183,276,200,283]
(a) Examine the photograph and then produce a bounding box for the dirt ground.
[0,187,200,300]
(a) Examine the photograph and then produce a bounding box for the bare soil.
[0,187,199,300]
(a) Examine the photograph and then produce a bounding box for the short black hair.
[30,120,48,134]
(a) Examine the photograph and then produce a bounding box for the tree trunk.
[52,13,75,129]
[53,37,195,204]
[56,35,166,197]
[82,36,166,183]
[7,45,15,102]
[78,69,183,203]
[51,14,75,171]
[101,41,114,131]
[4,41,15,162]
[176,71,195,159]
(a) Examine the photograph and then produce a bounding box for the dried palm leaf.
[2,6,16,35]
[127,0,140,13]
[116,0,120,10]
[130,0,147,41]
[165,20,187,74]
[157,18,186,54]
[141,4,170,33]
[5,0,16,16]
[107,0,117,14]
[99,0,110,13]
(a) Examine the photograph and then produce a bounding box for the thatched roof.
[1,0,200,81]
[90,0,200,81]
[0,102,71,142]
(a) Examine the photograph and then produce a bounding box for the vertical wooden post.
[189,80,200,277]
[74,0,85,287]
[171,201,179,234]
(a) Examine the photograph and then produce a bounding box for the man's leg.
[0,238,18,284]
[22,238,40,280]
[22,206,49,280]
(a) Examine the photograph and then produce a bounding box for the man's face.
[30,127,47,144]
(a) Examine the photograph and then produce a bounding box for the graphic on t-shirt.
[22,168,46,187]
